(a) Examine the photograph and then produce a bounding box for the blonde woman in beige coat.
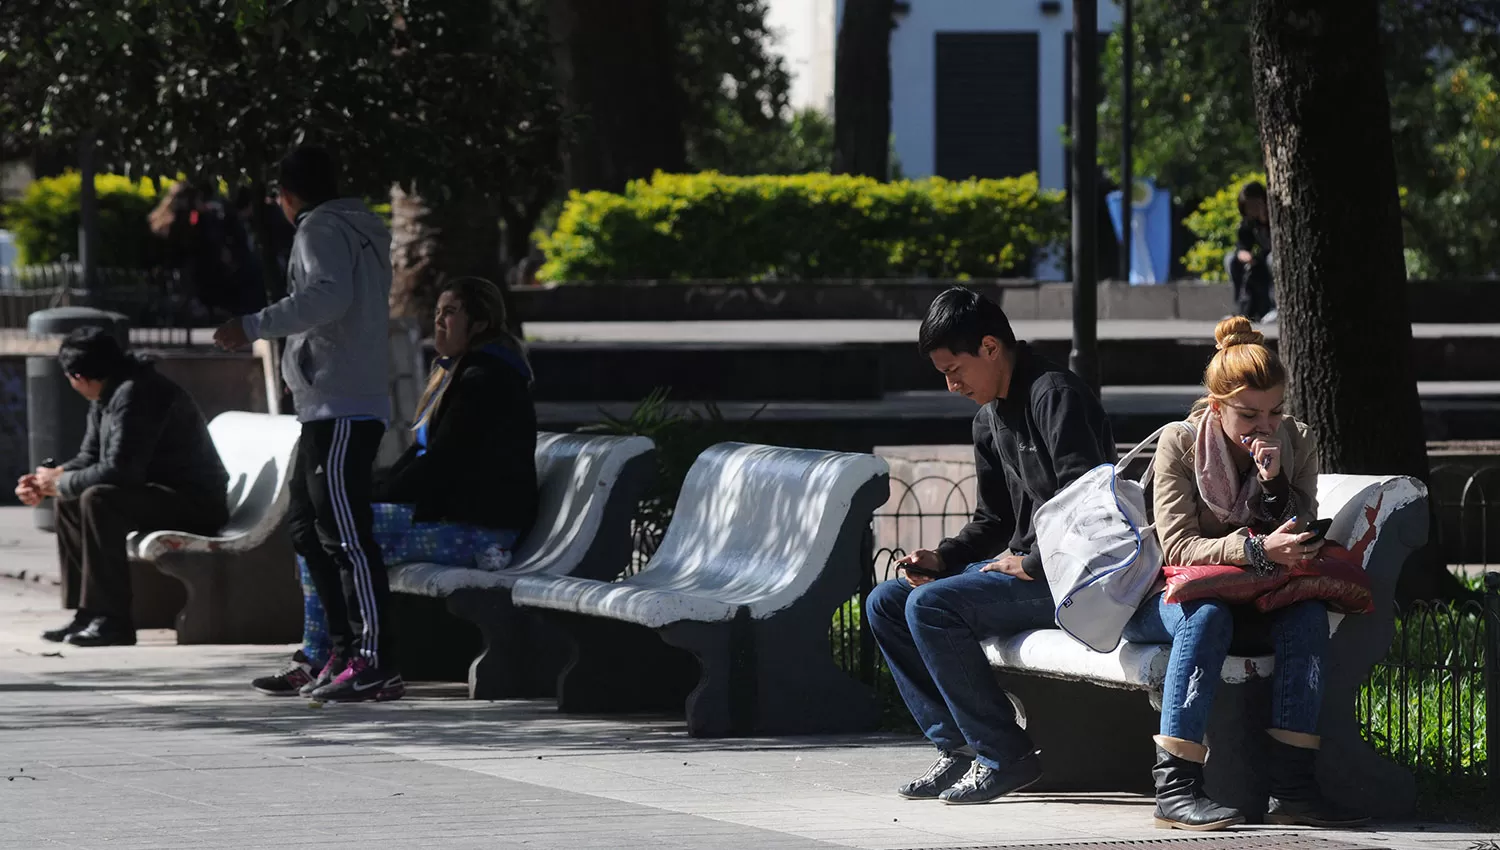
[1123,317,1365,831]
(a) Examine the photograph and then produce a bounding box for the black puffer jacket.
[376,346,538,534]
[58,359,229,505]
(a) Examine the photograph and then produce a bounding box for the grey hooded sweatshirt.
[243,199,392,423]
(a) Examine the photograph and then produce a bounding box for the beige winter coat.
[1152,415,1320,567]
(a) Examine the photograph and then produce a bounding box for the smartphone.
[900,563,943,579]
[1303,518,1334,543]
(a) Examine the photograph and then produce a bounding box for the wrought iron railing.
[1,264,204,347]
[827,464,1500,793]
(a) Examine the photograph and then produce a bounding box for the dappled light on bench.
[513,442,889,736]
[386,432,656,699]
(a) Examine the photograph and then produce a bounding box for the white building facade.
[769,0,1120,191]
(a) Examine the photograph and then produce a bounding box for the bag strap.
[1120,421,1193,488]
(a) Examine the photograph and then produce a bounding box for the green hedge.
[538,171,1067,281]
[1,172,163,269]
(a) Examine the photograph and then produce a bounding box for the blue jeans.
[866,562,1057,768]
[1124,592,1330,743]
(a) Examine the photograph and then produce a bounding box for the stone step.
[527,333,1500,401]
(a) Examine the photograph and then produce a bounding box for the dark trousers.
[1227,250,1275,320]
[56,484,226,620]
[286,418,394,668]
[866,563,1057,769]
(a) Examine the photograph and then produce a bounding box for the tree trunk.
[833,0,893,179]
[1248,0,1463,603]
[389,185,517,332]
[546,0,685,193]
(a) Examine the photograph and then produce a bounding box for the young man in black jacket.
[16,328,228,646]
[867,287,1115,805]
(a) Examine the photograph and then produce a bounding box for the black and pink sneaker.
[252,650,317,696]
[299,654,347,698]
[308,656,405,703]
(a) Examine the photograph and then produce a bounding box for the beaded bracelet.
[1243,534,1277,577]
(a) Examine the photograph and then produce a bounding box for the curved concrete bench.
[984,473,1426,819]
[512,442,890,737]
[126,411,303,644]
[387,432,655,699]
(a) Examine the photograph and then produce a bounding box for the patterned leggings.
[300,502,519,667]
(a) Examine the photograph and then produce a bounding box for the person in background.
[866,287,1116,806]
[1225,182,1276,322]
[250,277,539,697]
[149,181,264,318]
[18,328,227,647]
[1128,316,1364,830]
[214,144,400,703]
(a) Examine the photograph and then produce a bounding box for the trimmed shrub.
[1,172,161,269]
[538,171,1066,281]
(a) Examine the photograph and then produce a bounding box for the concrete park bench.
[511,442,890,737]
[387,432,655,700]
[982,473,1427,820]
[127,411,303,644]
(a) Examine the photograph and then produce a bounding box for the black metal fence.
[821,464,1500,794]
[1360,596,1494,790]
[0,264,207,347]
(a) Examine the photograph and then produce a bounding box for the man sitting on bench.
[867,287,1115,805]
[16,328,228,647]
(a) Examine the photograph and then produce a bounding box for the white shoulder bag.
[1033,425,1175,652]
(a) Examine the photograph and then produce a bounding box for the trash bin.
[1106,179,1173,285]
[26,307,130,532]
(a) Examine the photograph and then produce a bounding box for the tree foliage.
[1100,0,1500,277]
[1097,0,1258,204]
[2,0,560,199]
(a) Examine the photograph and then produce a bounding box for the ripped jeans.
[1123,592,1329,743]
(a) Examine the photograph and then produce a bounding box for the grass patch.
[1359,600,1489,803]
[830,595,920,733]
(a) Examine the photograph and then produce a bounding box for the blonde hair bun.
[1213,316,1265,350]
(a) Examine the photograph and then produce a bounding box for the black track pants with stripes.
[286,418,395,669]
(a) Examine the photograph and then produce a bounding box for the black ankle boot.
[1152,745,1245,831]
[1265,735,1369,827]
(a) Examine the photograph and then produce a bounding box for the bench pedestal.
[150,535,301,644]
[447,588,573,700]
[993,673,1158,796]
[552,612,699,715]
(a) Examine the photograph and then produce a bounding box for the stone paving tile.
[2,580,1498,850]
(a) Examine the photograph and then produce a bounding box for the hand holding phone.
[1302,518,1333,543]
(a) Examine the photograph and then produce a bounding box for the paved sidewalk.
[0,514,1494,848]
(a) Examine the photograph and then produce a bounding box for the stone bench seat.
[386,432,655,699]
[981,630,1274,692]
[126,411,302,644]
[509,576,740,629]
[512,442,890,737]
[982,473,1428,822]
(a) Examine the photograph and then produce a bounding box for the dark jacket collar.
[996,341,1038,407]
[441,342,532,384]
[98,358,148,405]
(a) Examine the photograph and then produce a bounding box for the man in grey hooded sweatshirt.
[215,145,403,702]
